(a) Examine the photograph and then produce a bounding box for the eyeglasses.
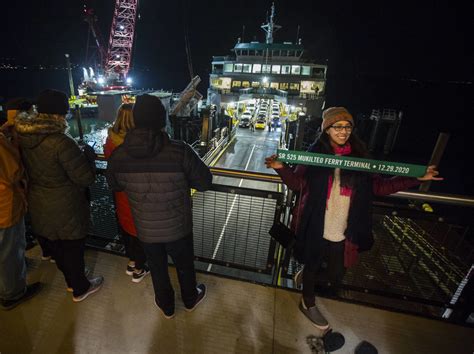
[330,125,353,132]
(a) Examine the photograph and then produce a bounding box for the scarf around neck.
[327,143,352,200]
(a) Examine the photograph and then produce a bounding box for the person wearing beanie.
[132,94,166,130]
[106,94,212,319]
[0,99,42,310]
[321,107,354,132]
[15,89,104,303]
[265,106,442,330]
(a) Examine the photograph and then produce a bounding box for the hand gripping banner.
[276,149,427,177]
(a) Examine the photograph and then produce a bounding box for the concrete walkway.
[1,248,472,354]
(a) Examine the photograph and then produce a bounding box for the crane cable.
[182,0,194,80]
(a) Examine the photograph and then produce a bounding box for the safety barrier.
[86,161,473,325]
[88,164,283,275]
[279,191,474,324]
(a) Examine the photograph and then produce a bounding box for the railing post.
[74,104,84,143]
[420,132,450,192]
[200,107,213,154]
[294,114,306,150]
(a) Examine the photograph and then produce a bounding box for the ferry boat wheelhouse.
[207,3,327,119]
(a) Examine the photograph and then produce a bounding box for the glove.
[81,144,97,162]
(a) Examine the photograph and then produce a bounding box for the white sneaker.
[72,276,104,302]
[132,267,150,283]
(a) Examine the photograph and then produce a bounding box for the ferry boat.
[207,3,328,121]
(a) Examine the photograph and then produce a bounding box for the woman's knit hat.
[321,107,354,131]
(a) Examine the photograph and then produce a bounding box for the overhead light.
[262,77,268,83]
[97,76,105,85]
[119,25,124,30]
[126,77,132,84]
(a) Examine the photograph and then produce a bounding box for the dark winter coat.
[277,145,419,270]
[105,128,212,244]
[15,114,95,240]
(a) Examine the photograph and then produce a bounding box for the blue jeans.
[0,217,27,301]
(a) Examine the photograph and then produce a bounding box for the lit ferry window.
[252,64,262,73]
[272,65,281,74]
[291,65,301,75]
[224,63,233,72]
[243,64,252,73]
[301,66,311,75]
[262,65,271,74]
[290,83,300,90]
[234,63,243,72]
[282,65,291,74]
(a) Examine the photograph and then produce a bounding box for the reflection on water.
[68,118,111,154]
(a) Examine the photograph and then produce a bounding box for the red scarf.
[327,143,352,201]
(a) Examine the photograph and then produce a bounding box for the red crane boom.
[105,0,139,85]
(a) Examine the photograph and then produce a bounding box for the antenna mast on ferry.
[261,3,281,44]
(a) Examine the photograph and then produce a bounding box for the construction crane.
[82,0,139,91]
[104,0,139,87]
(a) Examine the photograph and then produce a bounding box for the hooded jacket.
[105,128,212,243]
[15,114,95,240]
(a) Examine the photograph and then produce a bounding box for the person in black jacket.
[16,89,103,303]
[106,94,212,319]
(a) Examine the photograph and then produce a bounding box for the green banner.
[276,149,427,177]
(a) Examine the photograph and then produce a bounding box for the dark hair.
[316,129,370,188]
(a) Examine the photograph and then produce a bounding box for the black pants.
[303,239,346,306]
[122,231,147,270]
[37,236,90,297]
[142,235,198,312]
[36,234,55,258]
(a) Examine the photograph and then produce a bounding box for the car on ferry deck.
[239,117,251,128]
[255,119,266,129]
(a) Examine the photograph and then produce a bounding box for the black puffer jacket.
[15,114,95,240]
[105,129,212,243]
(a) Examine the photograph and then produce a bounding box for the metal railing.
[85,158,473,325]
[279,190,474,324]
[87,166,283,275]
[192,183,283,273]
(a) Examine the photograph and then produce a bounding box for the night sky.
[2,0,473,194]
[3,0,472,90]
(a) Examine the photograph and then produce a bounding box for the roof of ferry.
[233,42,304,51]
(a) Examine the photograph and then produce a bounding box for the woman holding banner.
[265,106,442,330]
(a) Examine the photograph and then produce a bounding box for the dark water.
[1,69,472,195]
[67,116,110,154]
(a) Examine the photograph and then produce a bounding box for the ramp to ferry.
[192,125,283,273]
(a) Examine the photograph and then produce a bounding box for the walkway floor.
[1,247,472,354]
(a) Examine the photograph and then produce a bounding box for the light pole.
[65,53,75,98]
